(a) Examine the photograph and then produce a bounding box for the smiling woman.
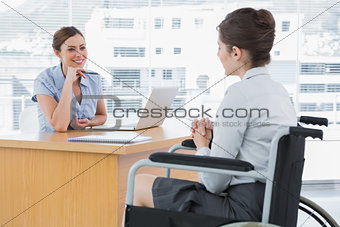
[31,26,107,132]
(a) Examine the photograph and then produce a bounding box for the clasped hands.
[191,118,213,151]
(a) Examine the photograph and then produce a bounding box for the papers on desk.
[68,132,152,143]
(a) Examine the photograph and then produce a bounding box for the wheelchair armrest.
[149,152,254,172]
[299,116,328,127]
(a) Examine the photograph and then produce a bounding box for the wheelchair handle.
[290,126,323,140]
[298,116,328,127]
[181,139,196,148]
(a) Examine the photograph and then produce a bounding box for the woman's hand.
[70,117,91,129]
[191,118,213,137]
[191,118,213,150]
[65,67,86,83]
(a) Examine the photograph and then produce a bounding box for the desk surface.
[0,119,191,154]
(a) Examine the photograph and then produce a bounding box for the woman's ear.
[231,46,242,61]
[54,49,61,59]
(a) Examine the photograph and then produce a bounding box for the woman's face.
[217,37,234,76]
[55,34,87,69]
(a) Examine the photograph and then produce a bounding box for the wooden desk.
[0,120,196,227]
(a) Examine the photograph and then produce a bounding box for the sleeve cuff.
[196,147,211,156]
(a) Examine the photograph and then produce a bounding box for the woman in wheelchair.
[133,8,297,221]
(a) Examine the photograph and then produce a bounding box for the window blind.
[1,0,340,133]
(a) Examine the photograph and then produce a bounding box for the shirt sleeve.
[31,77,56,102]
[196,85,248,194]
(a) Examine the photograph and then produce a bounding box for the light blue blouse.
[196,67,297,194]
[32,63,103,132]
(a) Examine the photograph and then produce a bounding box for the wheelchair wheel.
[297,196,339,227]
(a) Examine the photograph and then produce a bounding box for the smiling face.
[54,34,87,74]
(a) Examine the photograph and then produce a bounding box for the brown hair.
[217,8,275,67]
[52,26,84,51]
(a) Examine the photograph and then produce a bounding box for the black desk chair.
[124,117,326,227]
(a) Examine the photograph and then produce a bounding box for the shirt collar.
[242,67,269,80]
[54,63,89,89]
[80,75,90,87]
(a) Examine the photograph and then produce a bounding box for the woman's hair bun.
[217,8,276,67]
[255,9,275,29]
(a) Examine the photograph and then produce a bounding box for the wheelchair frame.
[125,116,338,226]
[126,128,291,223]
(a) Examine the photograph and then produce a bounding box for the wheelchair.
[124,116,339,227]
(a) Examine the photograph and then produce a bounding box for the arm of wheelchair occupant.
[180,117,326,151]
[298,116,328,127]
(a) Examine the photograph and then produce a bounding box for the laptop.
[92,86,178,131]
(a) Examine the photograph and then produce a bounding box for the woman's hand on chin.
[66,67,86,83]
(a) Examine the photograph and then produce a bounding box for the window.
[322,103,334,111]
[300,84,325,93]
[155,48,163,55]
[172,18,181,29]
[112,69,140,88]
[300,63,325,75]
[163,69,172,80]
[1,0,340,142]
[194,18,203,29]
[325,64,340,73]
[104,0,148,8]
[154,18,164,29]
[151,0,161,7]
[174,48,181,55]
[104,18,134,29]
[196,75,210,92]
[300,63,340,75]
[282,21,290,32]
[299,103,333,112]
[113,47,145,57]
[327,84,340,92]
[300,103,317,112]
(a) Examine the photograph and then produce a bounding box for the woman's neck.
[236,62,252,80]
[61,62,67,78]
[238,64,265,80]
